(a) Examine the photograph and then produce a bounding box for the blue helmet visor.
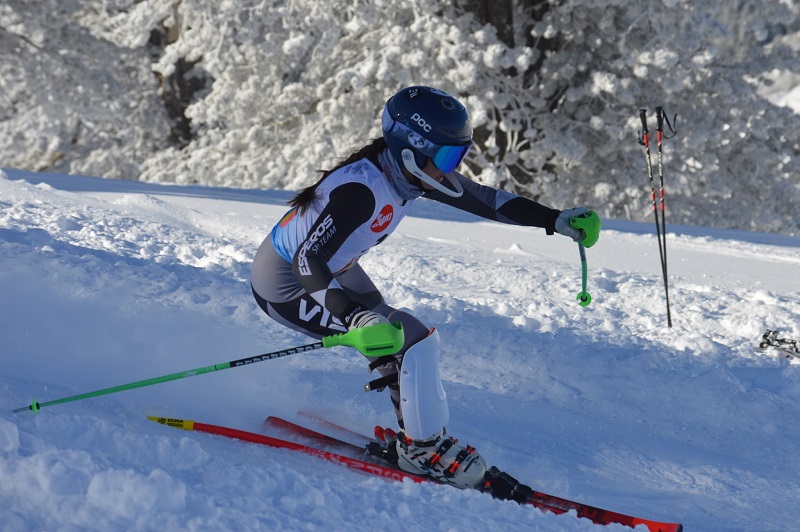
[432,143,471,173]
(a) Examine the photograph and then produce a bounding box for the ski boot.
[392,428,489,489]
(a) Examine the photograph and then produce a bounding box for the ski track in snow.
[2,168,800,531]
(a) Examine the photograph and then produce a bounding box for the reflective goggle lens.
[432,143,471,173]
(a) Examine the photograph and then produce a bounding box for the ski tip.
[147,416,195,431]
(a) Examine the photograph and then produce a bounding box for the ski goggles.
[383,114,472,173]
[430,143,472,174]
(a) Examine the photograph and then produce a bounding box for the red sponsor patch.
[370,204,394,233]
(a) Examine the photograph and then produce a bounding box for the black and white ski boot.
[392,428,489,489]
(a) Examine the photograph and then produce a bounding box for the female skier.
[251,86,600,489]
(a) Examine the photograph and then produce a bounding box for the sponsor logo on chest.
[297,214,335,276]
[370,204,394,233]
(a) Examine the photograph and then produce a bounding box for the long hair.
[288,137,387,212]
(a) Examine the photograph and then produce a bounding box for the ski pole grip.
[569,211,601,248]
[639,108,649,132]
[323,323,405,357]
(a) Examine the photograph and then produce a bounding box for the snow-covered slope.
[2,168,799,531]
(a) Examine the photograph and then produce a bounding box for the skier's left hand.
[556,208,601,247]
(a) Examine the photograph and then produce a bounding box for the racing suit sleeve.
[290,182,376,326]
[423,172,561,234]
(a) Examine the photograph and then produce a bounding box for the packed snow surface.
[2,168,799,531]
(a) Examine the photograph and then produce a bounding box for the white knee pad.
[399,329,449,440]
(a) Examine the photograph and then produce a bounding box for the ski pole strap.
[638,108,650,143]
[655,106,678,139]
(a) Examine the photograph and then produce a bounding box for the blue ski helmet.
[382,87,472,195]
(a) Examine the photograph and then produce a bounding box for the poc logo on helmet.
[410,113,432,132]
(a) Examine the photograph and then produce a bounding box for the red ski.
[265,416,683,532]
[150,416,682,531]
[264,415,366,454]
[148,416,424,483]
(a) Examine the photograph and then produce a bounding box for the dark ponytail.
[288,137,388,212]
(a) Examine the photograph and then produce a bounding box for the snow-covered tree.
[1,0,798,234]
[0,0,173,179]
[503,0,800,233]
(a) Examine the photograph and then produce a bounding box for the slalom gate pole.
[13,323,404,414]
[655,107,677,328]
[639,109,671,327]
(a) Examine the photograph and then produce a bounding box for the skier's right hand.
[349,310,390,329]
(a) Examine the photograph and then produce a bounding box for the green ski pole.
[569,211,601,306]
[13,323,404,414]
[576,243,591,306]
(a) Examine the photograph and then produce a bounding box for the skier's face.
[418,159,447,190]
